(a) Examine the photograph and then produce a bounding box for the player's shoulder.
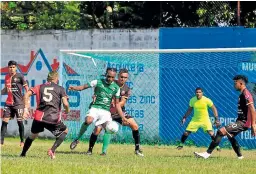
[190,96,197,101]
[242,88,253,98]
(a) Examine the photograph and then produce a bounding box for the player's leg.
[87,126,103,155]
[226,121,247,159]
[122,115,143,156]
[46,122,68,159]
[177,121,198,149]
[20,120,42,157]
[1,106,12,145]
[204,121,221,151]
[15,108,25,147]
[194,124,229,159]
[70,108,97,150]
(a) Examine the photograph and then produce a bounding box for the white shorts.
[86,107,112,126]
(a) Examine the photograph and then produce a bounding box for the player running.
[69,68,128,154]
[195,75,256,159]
[1,60,29,147]
[20,71,70,159]
[177,87,220,150]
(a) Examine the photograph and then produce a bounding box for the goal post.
[59,47,256,149]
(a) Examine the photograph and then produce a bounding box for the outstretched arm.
[69,84,89,91]
[181,107,193,125]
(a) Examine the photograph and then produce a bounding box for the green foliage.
[1,1,256,29]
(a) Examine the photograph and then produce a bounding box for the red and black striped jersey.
[5,73,27,107]
[30,82,67,124]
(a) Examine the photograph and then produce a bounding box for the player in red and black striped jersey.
[195,75,256,159]
[20,71,70,159]
[1,60,29,147]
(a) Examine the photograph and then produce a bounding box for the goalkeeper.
[177,87,221,150]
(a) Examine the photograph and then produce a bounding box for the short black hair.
[8,60,17,67]
[233,75,248,84]
[106,67,117,73]
[119,68,128,75]
[195,87,203,92]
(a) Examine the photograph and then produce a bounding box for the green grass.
[1,137,256,174]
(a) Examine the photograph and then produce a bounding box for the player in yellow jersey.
[177,87,220,150]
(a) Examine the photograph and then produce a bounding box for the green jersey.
[87,79,120,111]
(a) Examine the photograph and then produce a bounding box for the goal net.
[60,48,256,149]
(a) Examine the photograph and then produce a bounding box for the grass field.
[1,137,256,174]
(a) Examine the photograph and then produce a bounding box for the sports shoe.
[238,156,244,160]
[177,145,183,150]
[20,142,24,147]
[48,149,56,159]
[100,152,107,156]
[86,150,92,155]
[135,149,144,157]
[216,146,221,152]
[20,153,26,157]
[194,152,211,159]
[70,140,79,150]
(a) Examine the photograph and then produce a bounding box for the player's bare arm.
[1,87,7,95]
[211,104,220,127]
[119,97,127,108]
[115,98,128,124]
[68,84,89,91]
[62,97,70,114]
[248,103,256,136]
[23,90,33,119]
[181,107,193,124]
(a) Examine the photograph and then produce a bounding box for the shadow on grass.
[56,151,87,155]
[1,154,39,158]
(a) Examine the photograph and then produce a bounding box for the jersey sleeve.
[87,80,97,88]
[30,85,40,95]
[244,90,254,105]
[123,88,131,99]
[207,98,213,107]
[189,98,194,107]
[115,88,121,99]
[20,74,27,86]
[60,87,68,98]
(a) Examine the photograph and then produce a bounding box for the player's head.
[233,75,248,91]
[118,68,129,85]
[47,71,59,83]
[105,67,117,84]
[8,60,17,75]
[195,87,203,99]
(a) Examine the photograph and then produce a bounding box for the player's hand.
[122,118,130,125]
[251,125,256,136]
[181,117,186,125]
[214,120,221,128]
[65,108,70,114]
[23,108,30,120]
[68,86,76,91]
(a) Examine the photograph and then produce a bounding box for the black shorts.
[31,120,67,137]
[224,121,248,137]
[112,112,133,125]
[3,105,24,120]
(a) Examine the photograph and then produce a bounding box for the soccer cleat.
[86,150,92,155]
[20,153,26,157]
[100,152,107,156]
[48,149,56,159]
[70,140,79,150]
[177,145,183,150]
[135,149,144,157]
[216,146,221,152]
[238,156,244,160]
[20,142,24,147]
[194,152,211,159]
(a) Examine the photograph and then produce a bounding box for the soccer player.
[194,75,256,159]
[87,68,144,156]
[177,87,220,150]
[20,71,70,159]
[69,68,128,155]
[1,60,29,147]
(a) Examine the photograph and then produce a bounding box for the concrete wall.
[0,29,159,138]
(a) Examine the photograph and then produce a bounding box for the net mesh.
[60,49,256,149]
